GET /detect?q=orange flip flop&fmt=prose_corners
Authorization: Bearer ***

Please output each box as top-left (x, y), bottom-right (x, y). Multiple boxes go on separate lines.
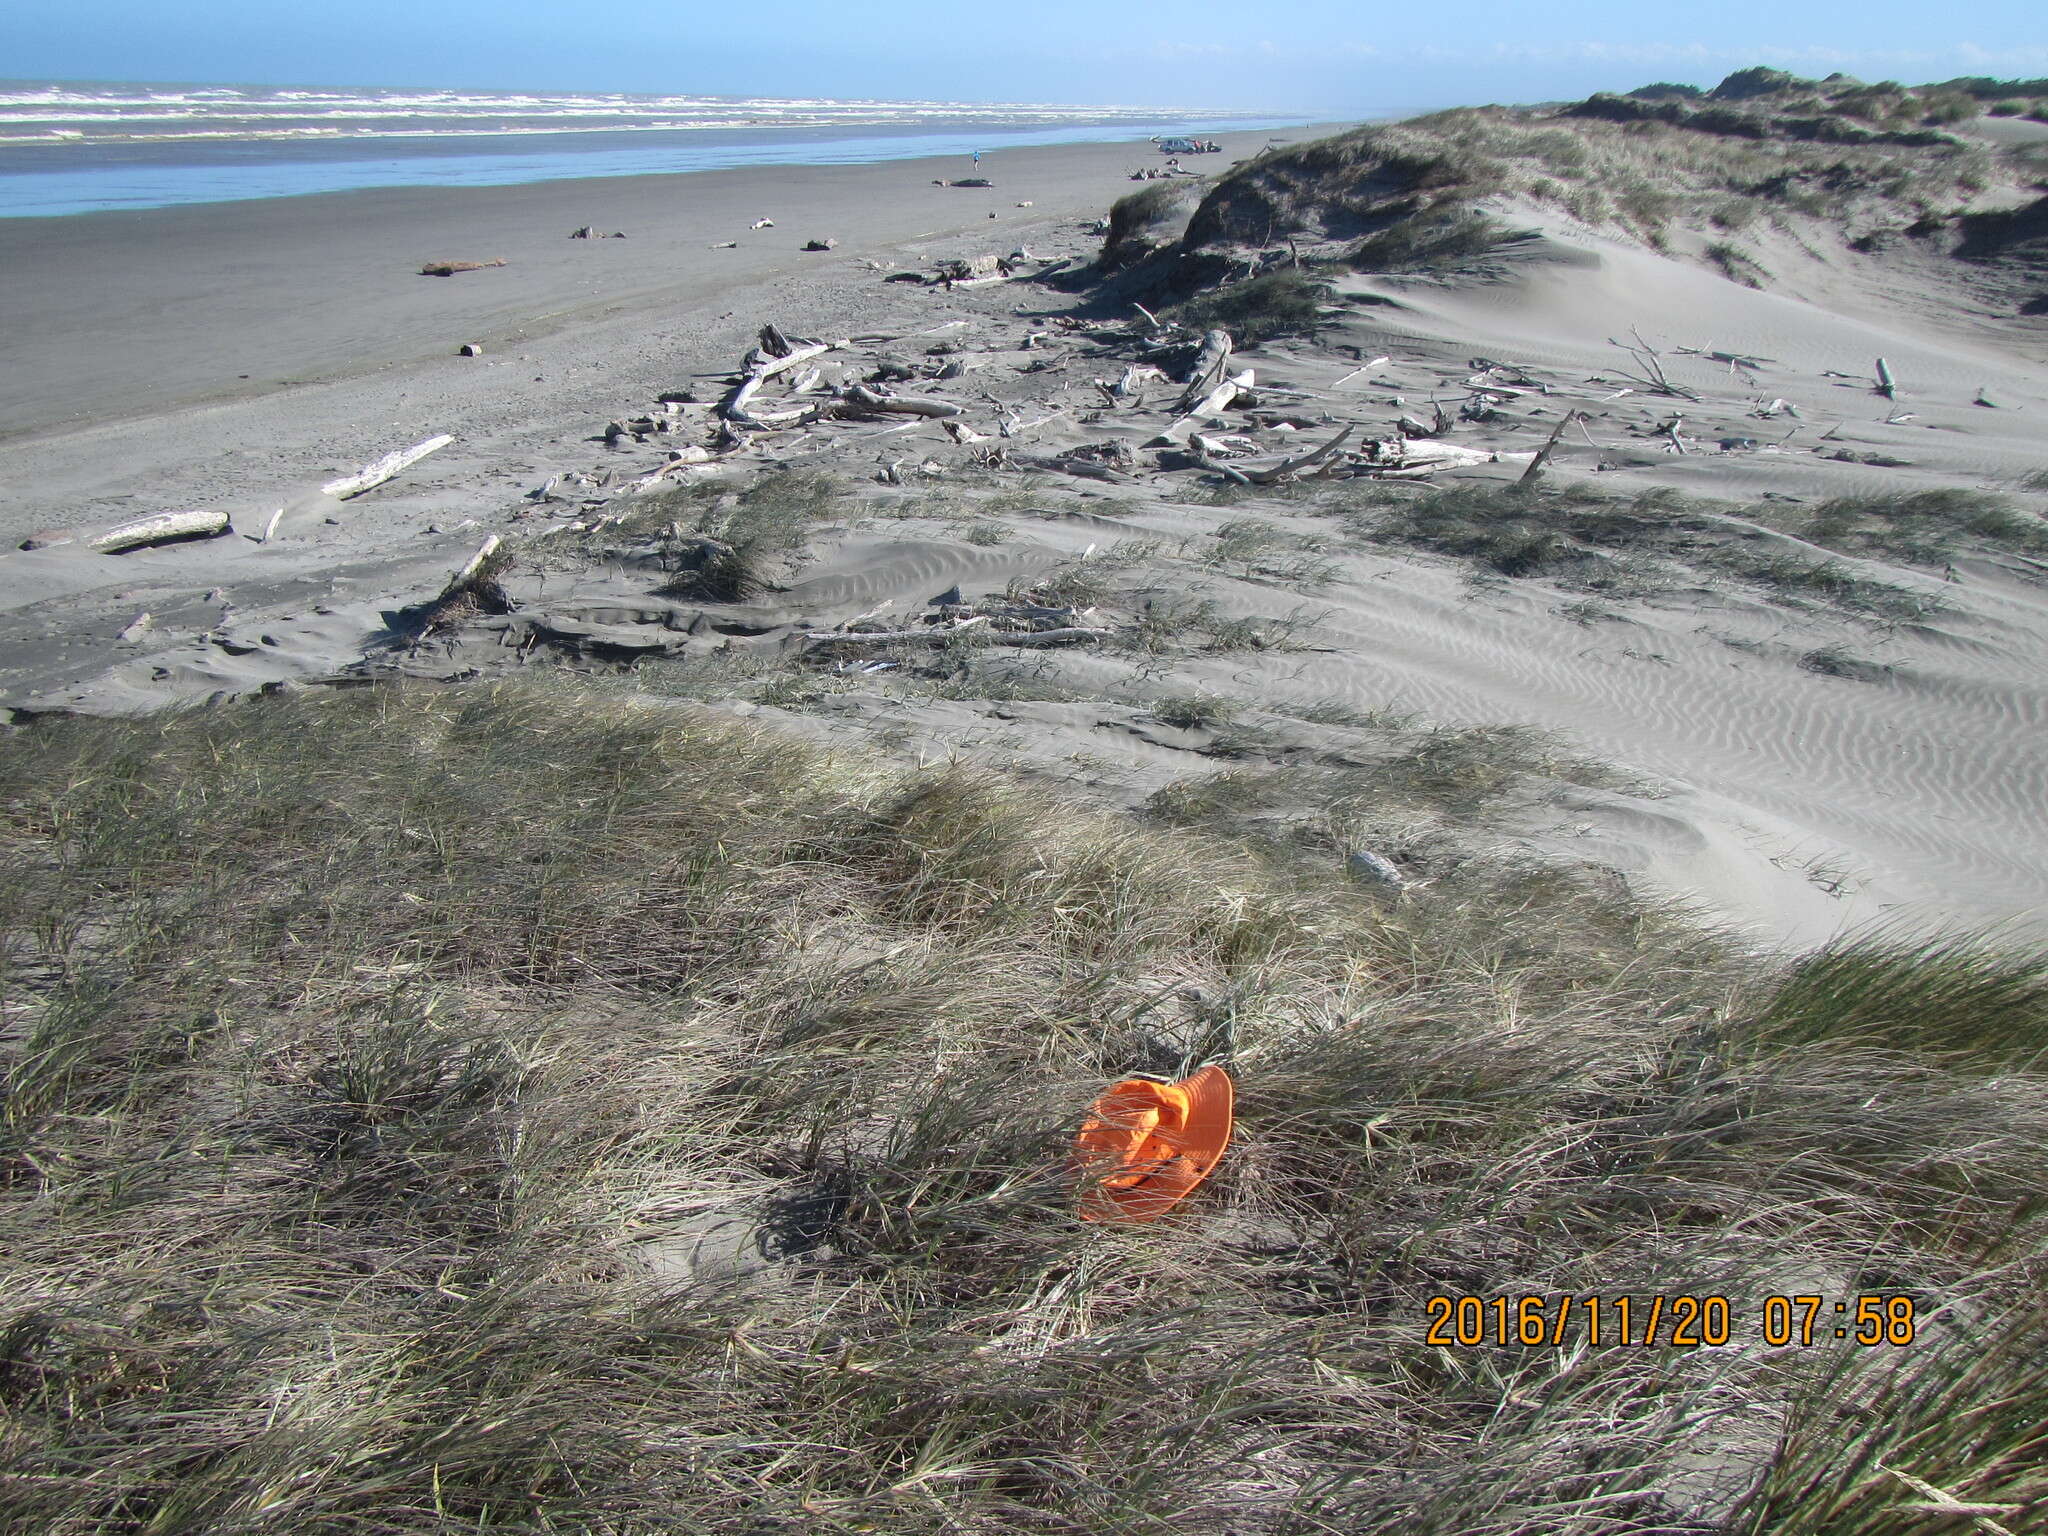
top-left (1075, 1064), bottom-right (1234, 1222)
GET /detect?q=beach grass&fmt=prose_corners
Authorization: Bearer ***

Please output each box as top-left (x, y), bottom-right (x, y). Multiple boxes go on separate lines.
top-left (4, 680), bottom-right (2043, 1531)
top-left (1158, 68), bottom-right (2015, 288)
top-left (1163, 268), bottom-right (1332, 343)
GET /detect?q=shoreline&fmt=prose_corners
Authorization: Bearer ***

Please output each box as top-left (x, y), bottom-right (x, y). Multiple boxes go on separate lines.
top-left (0, 116), bottom-right (1310, 219)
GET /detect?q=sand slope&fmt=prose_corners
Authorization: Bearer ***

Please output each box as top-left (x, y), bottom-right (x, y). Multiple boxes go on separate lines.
top-left (3, 160), bottom-right (2045, 949)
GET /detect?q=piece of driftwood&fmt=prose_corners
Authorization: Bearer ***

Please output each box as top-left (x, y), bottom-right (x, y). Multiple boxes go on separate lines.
top-left (1113, 363), bottom-right (1166, 399)
top-left (1606, 328), bottom-right (1699, 401)
top-left (420, 259), bottom-right (506, 277)
top-left (258, 508), bottom-right (284, 543)
top-left (839, 384), bottom-right (964, 419)
top-left (88, 508), bottom-right (232, 553)
top-left (1175, 328), bottom-right (1235, 412)
top-left (1347, 439), bottom-right (1536, 477)
top-left (1234, 424), bottom-right (1354, 486)
top-left (444, 535), bottom-right (503, 594)
top-left (1518, 410), bottom-right (1585, 484)
top-left (1148, 369), bottom-right (1255, 444)
top-left (721, 335), bottom-right (837, 423)
top-left (323, 435), bottom-right (456, 500)
top-left (1330, 355), bottom-right (1390, 389)
top-left (806, 624), bottom-right (1109, 648)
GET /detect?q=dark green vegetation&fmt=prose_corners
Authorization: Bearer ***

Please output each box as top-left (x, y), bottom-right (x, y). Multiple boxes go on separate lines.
top-left (1101, 179), bottom-right (1203, 271)
top-left (639, 471), bottom-right (843, 600)
top-left (3, 682), bottom-right (2045, 1533)
top-left (1164, 268), bottom-right (1332, 343)
top-left (1799, 488), bottom-right (2048, 565)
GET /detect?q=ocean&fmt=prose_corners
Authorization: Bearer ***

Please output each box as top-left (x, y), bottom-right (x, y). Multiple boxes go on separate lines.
top-left (0, 82), bottom-right (1302, 218)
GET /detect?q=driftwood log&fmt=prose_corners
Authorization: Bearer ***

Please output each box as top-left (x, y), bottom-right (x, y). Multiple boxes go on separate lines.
top-left (444, 535), bottom-right (503, 595)
top-left (420, 260), bottom-right (507, 277)
top-left (839, 384), bottom-right (964, 419)
top-left (88, 509), bottom-right (232, 553)
top-left (323, 436), bottom-right (456, 500)
top-left (1358, 438), bottom-right (1537, 474)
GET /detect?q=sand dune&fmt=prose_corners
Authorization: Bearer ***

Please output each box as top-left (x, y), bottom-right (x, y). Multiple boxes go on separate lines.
top-left (3, 121), bottom-right (2045, 950)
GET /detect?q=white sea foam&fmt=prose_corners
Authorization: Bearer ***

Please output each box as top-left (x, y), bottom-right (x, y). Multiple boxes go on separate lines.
top-left (0, 83), bottom-right (1238, 146)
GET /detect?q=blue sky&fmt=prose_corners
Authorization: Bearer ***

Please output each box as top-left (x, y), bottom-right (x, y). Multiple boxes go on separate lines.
top-left (4, 0), bottom-right (2043, 112)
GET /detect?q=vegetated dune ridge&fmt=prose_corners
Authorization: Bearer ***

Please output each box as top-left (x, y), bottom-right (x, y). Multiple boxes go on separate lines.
top-left (0, 75), bottom-right (2044, 957)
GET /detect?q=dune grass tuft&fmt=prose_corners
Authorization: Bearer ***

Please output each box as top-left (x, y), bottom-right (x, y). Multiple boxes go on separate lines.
top-left (1164, 267), bottom-right (1332, 343)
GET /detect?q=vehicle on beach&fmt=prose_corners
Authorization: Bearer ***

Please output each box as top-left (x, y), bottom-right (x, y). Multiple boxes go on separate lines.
top-left (1152, 136), bottom-right (1222, 155)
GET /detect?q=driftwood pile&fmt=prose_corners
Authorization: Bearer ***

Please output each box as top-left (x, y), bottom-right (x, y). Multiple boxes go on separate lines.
top-left (555, 296), bottom-right (1571, 509)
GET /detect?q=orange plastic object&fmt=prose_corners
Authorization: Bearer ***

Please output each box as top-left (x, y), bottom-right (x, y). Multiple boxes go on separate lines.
top-left (1075, 1063), bottom-right (1234, 1222)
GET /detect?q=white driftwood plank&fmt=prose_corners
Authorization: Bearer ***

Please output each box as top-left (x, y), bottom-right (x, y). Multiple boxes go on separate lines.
top-left (88, 509), bottom-right (231, 553)
top-left (322, 435), bottom-right (455, 500)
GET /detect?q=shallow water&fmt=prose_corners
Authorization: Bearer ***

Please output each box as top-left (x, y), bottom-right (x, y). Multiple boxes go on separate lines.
top-left (0, 82), bottom-right (1299, 217)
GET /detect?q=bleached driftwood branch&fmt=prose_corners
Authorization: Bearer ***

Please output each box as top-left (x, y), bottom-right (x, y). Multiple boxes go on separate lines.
top-left (445, 535), bottom-right (503, 593)
top-left (1605, 329), bottom-right (1699, 402)
top-left (322, 435), bottom-right (455, 500)
top-left (1234, 424), bottom-right (1354, 486)
top-left (722, 334), bottom-right (838, 423)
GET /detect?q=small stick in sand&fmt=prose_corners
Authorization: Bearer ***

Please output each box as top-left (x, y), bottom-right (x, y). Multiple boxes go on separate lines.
top-left (258, 508), bottom-right (284, 544)
top-left (1874, 357), bottom-right (1897, 400)
top-left (1519, 411), bottom-right (1585, 485)
top-left (1330, 355), bottom-right (1390, 389)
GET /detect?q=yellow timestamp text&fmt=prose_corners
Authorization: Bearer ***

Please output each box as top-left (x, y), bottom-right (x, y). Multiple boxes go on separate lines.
top-left (1423, 1293), bottom-right (1918, 1348)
